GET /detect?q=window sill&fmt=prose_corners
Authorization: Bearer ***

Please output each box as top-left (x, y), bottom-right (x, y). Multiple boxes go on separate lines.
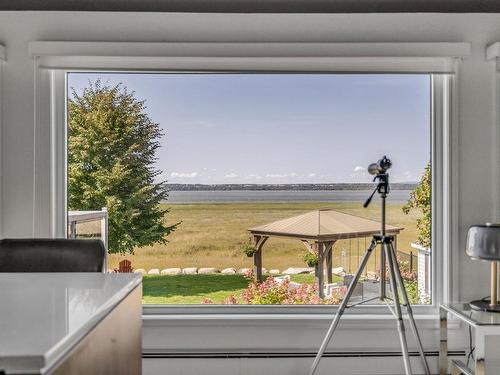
top-left (143, 303), bottom-right (437, 315)
top-left (142, 304), bottom-right (466, 331)
top-left (142, 311), bottom-right (450, 330)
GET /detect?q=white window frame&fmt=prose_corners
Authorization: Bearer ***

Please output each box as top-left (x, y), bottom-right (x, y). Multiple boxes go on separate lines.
top-left (0, 43), bottom-right (5, 237)
top-left (486, 43), bottom-right (500, 223)
top-left (30, 41), bottom-right (467, 319)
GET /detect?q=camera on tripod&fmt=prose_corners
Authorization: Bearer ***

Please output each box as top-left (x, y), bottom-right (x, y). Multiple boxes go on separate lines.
top-left (368, 155), bottom-right (392, 176)
top-left (310, 155), bottom-right (430, 375)
top-left (363, 156), bottom-right (392, 208)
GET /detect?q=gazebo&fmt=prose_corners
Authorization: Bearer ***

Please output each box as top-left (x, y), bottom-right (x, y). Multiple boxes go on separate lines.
top-left (248, 209), bottom-right (402, 298)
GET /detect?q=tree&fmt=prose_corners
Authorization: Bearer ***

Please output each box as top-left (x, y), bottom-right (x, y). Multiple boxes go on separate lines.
top-left (402, 163), bottom-right (431, 248)
top-left (68, 80), bottom-right (178, 254)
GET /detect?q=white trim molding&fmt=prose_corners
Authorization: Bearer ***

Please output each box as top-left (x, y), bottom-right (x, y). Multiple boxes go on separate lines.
top-left (29, 41), bottom-right (470, 72)
top-left (29, 41), bottom-right (471, 59)
top-left (486, 42), bottom-right (500, 222)
top-left (32, 65), bottom-right (66, 237)
top-left (0, 43), bottom-right (5, 238)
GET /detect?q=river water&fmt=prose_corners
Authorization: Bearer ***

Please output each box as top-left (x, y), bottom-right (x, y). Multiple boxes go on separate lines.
top-left (166, 189), bottom-right (411, 204)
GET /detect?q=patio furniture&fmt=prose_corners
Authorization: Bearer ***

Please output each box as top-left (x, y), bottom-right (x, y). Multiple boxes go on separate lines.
top-left (119, 259), bottom-right (133, 273)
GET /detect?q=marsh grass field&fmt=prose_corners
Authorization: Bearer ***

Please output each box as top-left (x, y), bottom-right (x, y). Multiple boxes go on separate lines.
top-left (108, 201), bottom-right (422, 274)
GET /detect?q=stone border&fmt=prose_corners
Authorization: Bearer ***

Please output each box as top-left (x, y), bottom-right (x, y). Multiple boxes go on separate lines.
top-left (126, 266), bottom-right (350, 276)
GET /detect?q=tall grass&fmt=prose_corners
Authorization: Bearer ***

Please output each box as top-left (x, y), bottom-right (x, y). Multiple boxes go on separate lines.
top-left (108, 202), bottom-right (422, 273)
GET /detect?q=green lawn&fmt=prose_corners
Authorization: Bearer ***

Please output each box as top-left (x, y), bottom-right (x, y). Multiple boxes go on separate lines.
top-left (142, 273), bottom-right (343, 304)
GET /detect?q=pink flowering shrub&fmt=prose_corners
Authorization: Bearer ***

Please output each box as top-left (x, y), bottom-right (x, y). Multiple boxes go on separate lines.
top-left (397, 257), bottom-right (417, 282)
top-left (376, 254), bottom-right (417, 282)
top-left (202, 272), bottom-right (346, 305)
top-left (374, 254), bottom-right (419, 303)
top-left (223, 295), bottom-right (238, 304)
top-left (242, 275), bottom-right (291, 304)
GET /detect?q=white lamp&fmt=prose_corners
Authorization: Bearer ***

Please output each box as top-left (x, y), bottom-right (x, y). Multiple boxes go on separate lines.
top-left (466, 223), bottom-right (500, 312)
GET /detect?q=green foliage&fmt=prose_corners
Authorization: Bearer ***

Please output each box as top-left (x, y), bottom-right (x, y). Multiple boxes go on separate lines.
top-left (68, 80), bottom-right (179, 254)
top-left (402, 162), bottom-right (431, 248)
top-left (403, 280), bottom-right (419, 305)
top-left (241, 243), bottom-right (257, 257)
top-left (303, 251), bottom-right (319, 267)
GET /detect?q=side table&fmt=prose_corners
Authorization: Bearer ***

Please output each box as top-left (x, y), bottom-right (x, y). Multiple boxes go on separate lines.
top-left (440, 303), bottom-right (500, 375)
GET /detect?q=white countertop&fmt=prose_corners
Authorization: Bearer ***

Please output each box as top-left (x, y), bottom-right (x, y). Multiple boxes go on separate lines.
top-left (0, 273), bottom-right (142, 374)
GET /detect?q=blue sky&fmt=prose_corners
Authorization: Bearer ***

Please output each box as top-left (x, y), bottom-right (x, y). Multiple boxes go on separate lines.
top-left (68, 73), bottom-right (430, 184)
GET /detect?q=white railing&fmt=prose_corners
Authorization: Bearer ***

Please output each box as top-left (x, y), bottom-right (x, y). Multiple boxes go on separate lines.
top-left (68, 207), bottom-right (109, 269)
top-left (411, 242), bottom-right (432, 303)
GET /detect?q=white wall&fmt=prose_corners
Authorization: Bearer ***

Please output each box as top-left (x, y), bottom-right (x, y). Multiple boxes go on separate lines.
top-left (0, 11), bottom-right (499, 374)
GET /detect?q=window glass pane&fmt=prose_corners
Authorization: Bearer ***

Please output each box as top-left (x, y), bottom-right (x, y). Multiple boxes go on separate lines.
top-left (67, 73), bottom-right (431, 305)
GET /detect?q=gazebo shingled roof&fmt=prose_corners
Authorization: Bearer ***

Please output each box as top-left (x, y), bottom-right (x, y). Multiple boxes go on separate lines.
top-left (249, 209), bottom-right (402, 240)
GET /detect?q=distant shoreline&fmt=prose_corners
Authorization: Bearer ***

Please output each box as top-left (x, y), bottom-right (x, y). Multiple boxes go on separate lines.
top-left (166, 183), bottom-right (417, 191)
top-left (163, 189), bottom-right (412, 204)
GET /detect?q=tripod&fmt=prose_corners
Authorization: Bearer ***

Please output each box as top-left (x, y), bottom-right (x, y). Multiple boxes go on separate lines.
top-left (309, 172), bottom-right (430, 375)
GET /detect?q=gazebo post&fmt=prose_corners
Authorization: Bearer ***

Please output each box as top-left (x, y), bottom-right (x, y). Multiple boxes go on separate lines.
top-left (316, 242), bottom-right (325, 298)
top-left (325, 241), bottom-right (335, 284)
top-left (252, 235), bottom-right (268, 282)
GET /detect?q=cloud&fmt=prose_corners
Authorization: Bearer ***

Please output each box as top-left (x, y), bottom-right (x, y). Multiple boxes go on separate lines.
top-left (224, 173), bottom-right (239, 178)
top-left (246, 174), bottom-right (263, 180)
top-left (170, 172), bottom-right (198, 178)
top-left (350, 165), bottom-right (369, 180)
top-left (265, 173), bottom-right (288, 178)
top-left (308, 173), bottom-right (317, 178)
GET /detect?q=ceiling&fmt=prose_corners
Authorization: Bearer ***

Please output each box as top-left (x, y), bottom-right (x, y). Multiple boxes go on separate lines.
top-left (1, 0), bottom-right (500, 13)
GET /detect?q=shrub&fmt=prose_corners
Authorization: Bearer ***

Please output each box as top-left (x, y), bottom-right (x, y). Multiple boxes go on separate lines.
top-left (402, 162), bottom-right (431, 248)
top-left (396, 255), bottom-right (417, 282)
top-left (403, 280), bottom-right (419, 305)
top-left (242, 276), bottom-right (291, 304)
top-left (379, 254), bottom-right (421, 303)
top-left (202, 273), bottom-right (346, 305)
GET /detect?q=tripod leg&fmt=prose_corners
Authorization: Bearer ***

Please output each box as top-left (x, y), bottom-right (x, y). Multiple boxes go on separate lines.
top-left (389, 243), bottom-right (431, 375)
top-left (309, 238), bottom-right (378, 375)
top-left (380, 241), bottom-right (386, 300)
top-left (384, 243), bottom-right (412, 375)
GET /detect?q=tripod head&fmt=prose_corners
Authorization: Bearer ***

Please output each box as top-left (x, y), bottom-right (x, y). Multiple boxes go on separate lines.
top-left (363, 173), bottom-right (390, 208)
top-left (363, 156), bottom-right (391, 208)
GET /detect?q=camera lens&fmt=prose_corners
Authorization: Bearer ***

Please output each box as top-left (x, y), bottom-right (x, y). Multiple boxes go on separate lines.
top-left (367, 156), bottom-right (391, 175)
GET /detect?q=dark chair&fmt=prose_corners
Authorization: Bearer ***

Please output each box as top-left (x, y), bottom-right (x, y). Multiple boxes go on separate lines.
top-left (0, 239), bottom-right (106, 272)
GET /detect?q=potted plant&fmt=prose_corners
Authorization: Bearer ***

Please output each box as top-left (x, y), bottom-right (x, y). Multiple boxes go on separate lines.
top-left (242, 243), bottom-right (258, 257)
top-left (303, 251), bottom-right (319, 267)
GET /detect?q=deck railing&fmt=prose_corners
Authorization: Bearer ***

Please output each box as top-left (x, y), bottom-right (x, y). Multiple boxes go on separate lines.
top-left (67, 208), bottom-right (109, 269)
